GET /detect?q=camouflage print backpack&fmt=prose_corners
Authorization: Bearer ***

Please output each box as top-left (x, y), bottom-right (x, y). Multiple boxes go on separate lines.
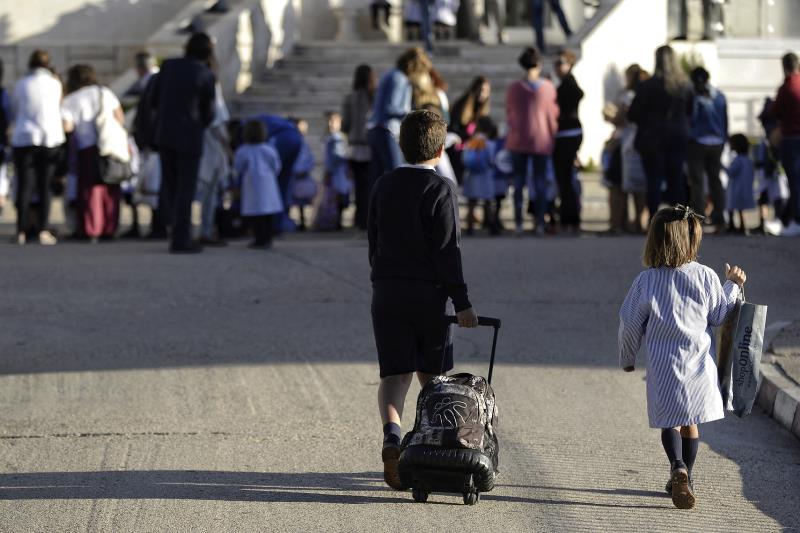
top-left (401, 373), bottom-right (499, 472)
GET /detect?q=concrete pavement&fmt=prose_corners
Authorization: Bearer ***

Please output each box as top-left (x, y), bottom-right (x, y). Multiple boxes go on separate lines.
top-left (0, 234), bottom-right (799, 531)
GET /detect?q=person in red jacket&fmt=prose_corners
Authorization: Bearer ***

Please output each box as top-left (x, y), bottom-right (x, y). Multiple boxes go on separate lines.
top-left (767, 52), bottom-right (800, 237)
top-left (505, 47), bottom-right (559, 235)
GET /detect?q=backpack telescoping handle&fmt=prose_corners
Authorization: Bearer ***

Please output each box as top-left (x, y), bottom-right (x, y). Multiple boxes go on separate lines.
top-left (445, 315), bottom-right (501, 385)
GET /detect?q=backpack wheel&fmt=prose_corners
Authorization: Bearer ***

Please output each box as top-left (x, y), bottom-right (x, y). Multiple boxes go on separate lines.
top-left (412, 488), bottom-right (429, 503)
top-left (463, 491), bottom-right (479, 505)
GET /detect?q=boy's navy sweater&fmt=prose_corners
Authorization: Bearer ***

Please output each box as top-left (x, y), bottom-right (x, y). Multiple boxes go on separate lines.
top-left (368, 166), bottom-right (471, 312)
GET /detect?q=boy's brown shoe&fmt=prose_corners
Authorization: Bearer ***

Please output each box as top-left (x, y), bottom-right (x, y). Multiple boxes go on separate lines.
top-left (670, 467), bottom-right (696, 509)
top-left (381, 442), bottom-right (403, 490)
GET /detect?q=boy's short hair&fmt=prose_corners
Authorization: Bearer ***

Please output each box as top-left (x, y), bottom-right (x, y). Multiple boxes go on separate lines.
top-left (399, 110), bottom-right (447, 164)
top-left (643, 206), bottom-right (703, 268)
top-left (243, 119), bottom-right (267, 144)
top-left (325, 110), bottom-right (341, 120)
top-left (729, 133), bottom-right (750, 155)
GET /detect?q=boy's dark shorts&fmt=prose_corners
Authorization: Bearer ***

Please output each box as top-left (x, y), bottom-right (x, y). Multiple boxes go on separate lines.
top-left (371, 280), bottom-right (453, 378)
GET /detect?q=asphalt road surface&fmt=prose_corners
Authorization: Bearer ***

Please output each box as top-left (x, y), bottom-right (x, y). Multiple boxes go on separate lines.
top-left (1, 233), bottom-right (799, 532)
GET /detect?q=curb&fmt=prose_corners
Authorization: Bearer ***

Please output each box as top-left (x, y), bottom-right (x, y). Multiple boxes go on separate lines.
top-left (757, 363), bottom-right (800, 441)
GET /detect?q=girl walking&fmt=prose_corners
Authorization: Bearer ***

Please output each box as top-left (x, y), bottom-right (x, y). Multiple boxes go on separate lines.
top-left (233, 120), bottom-right (283, 249)
top-left (619, 205), bottom-right (746, 509)
top-left (462, 117), bottom-right (500, 235)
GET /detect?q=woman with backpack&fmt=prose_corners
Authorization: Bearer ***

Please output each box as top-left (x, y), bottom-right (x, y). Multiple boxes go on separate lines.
top-left (61, 64), bottom-right (126, 242)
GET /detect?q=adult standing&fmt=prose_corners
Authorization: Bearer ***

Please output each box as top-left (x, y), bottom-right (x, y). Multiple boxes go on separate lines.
top-left (687, 66), bottom-right (727, 230)
top-left (553, 49), bottom-right (584, 232)
top-left (367, 47), bottom-right (430, 183)
top-left (456, 0), bottom-right (479, 41)
top-left (150, 32), bottom-right (216, 253)
top-left (505, 47), bottom-right (559, 235)
top-left (768, 52), bottom-right (800, 237)
top-left (10, 49), bottom-right (65, 245)
top-left (61, 64), bottom-right (125, 242)
top-left (485, 0), bottom-right (506, 44)
top-left (628, 45), bottom-right (693, 220)
top-left (449, 76), bottom-right (491, 140)
top-left (342, 64), bottom-right (376, 230)
top-left (449, 76), bottom-right (490, 182)
top-left (531, 0), bottom-right (572, 52)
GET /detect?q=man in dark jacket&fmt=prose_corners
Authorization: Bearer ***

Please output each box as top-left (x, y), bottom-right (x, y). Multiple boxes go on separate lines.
top-left (368, 110), bottom-right (478, 490)
top-left (151, 33), bottom-right (216, 253)
top-left (768, 52), bottom-right (800, 236)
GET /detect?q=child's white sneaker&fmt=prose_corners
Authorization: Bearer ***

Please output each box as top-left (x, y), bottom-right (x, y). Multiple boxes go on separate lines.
top-left (38, 230), bottom-right (57, 246)
top-left (764, 219), bottom-right (784, 236)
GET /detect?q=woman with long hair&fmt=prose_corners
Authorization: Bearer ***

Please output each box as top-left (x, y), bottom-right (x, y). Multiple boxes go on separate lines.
top-left (61, 64), bottom-right (126, 242)
top-left (450, 76), bottom-right (491, 140)
top-left (342, 64), bottom-right (377, 230)
top-left (367, 47), bottom-right (431, 183)
top-left (628, 45), bottom-right (693, 220)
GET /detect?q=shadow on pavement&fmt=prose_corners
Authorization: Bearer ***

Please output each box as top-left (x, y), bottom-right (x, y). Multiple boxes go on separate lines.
top-left (482, 494), bottom-right (666, 510)
top-left (497, 483), bottom-right (665, 499)
top-left (0, 470), bottom-right (410, 504)
top-left (701, 414), bottom-right (800, 530)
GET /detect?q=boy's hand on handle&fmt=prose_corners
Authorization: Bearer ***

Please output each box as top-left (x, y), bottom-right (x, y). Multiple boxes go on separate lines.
top-left (725, 263), bottom-right (747, 287)
top-left (457, 307), bottom-right (479, 328)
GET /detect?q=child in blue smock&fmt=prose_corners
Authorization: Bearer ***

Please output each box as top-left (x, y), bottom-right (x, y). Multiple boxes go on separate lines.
top-left (462, 117), bottom-right (500, 235)
top-left (726, 134), bottom-right (756, 235)
top-left (234, 120), bottom-right (283, 249)
top-left (289, 118), bottom-right (317, 231)
top-left (315, 111), bottom-right (351, 230)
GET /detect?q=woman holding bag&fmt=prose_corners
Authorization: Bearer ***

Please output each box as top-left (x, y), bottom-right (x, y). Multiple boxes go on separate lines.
top-left (61, 64), bottom-right (126, 241)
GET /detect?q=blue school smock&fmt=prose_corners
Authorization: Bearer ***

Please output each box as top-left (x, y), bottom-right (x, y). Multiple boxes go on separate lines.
top-left (726, 154), bottom-right (756, 210)
top-left (462, 136), bottom-right (496, 201)
top-left (325, 132), bottom-right (351, 196)
top-left (234, 143), bottom-right (283, 216)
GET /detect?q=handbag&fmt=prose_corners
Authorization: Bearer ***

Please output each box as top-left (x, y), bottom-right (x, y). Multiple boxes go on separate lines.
top-left (717, 289), bottom-right (768, 417)
top-left (94, 86), bottom-right (131, 185)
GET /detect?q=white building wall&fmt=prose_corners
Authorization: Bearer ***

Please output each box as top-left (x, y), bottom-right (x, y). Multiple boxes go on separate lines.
top-left (572, 0), bottom-right (669, 165)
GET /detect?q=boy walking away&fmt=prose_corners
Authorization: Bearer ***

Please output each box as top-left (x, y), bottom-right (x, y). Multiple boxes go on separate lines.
top-left (619, 205), bottom-right (746, 509)
top-left (368, 110), bottom-right (479, 490)
top-left (233, 120), bottom-right (283, 249)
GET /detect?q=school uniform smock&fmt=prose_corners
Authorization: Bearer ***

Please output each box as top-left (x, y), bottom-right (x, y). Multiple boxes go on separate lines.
top-left (234, 143), bottom-right (283, 217)
top-left (325, 132), bottom-right (351, 196)
top-left (461, 135), bottom-right (496, 200)
top-left (619, 262), bottom-right (740, 428)
top-left (726, 154), bottom-right (756, 210)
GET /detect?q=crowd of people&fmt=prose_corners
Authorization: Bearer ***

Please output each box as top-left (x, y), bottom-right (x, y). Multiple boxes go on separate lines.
top-left (1, 29), bottom-right (799, 252)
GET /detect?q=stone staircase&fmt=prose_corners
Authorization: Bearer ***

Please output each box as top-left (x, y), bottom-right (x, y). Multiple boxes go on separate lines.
top-left (229, 40), bottom-right (611, 229)
top-left (231, 41), bottom-right (551, 142)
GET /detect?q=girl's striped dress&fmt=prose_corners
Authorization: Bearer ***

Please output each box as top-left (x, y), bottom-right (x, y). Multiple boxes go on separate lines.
top-left (619, 262), bottom-right (740, 428)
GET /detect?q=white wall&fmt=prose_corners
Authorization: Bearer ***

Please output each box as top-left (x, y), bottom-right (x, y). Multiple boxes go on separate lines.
top-left (572, 0), bottom-right (669, 165)
top-left (0, 0), bottom-right (193, 45)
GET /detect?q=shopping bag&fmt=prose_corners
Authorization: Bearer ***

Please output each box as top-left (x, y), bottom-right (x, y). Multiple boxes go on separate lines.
top-left (717, 292), bottom-right (768, 417)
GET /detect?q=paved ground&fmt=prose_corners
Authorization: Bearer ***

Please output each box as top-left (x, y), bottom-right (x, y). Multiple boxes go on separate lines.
top-left (1, 231), bottom-right (799, 532)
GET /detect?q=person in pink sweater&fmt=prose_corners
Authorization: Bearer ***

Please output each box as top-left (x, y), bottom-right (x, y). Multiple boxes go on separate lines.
top-left (506, 47), bottom-right (559, 235)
